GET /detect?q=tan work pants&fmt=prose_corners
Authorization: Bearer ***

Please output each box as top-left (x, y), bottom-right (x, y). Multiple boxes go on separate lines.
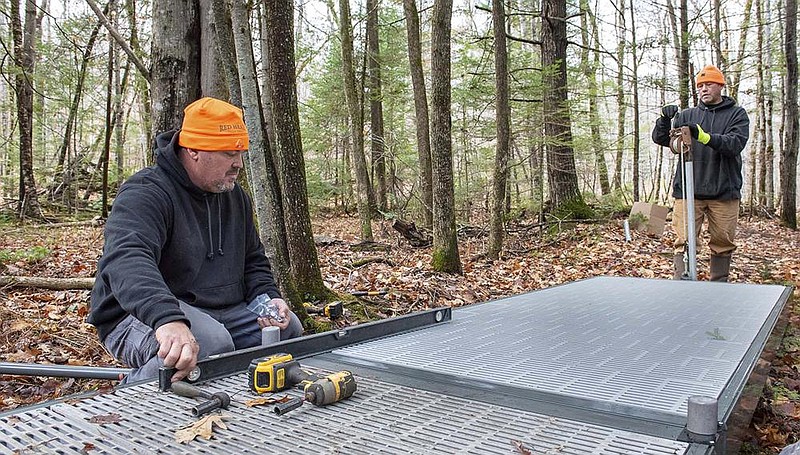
top-left (672, 199), bottom-right (739, 256)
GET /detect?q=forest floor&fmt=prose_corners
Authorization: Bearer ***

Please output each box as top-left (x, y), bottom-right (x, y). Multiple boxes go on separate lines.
top-left (1, 213), bottom-right (799, 453)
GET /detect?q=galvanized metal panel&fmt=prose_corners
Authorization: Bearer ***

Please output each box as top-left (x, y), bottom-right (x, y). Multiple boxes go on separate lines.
top-left (0, 373), bottom-right (689, 454)
top-left (333, 277), bottom-right (786, 419)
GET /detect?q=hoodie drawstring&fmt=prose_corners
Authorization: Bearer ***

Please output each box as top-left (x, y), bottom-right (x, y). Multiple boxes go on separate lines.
top-left (204, 196), bottom-right (225, 260)
top-left (217, 200), bottom-right (224, 257)
top-left (205, 198), bottom-right (214, 260)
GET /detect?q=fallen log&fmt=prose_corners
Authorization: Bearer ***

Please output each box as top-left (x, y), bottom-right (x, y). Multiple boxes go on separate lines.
top-left (390, 218), bottom-right (431, 247)
top-left (0, 276), bottom-right (95, 290)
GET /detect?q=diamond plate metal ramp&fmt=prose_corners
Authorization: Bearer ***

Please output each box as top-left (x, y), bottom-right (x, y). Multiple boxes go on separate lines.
top-left (321, 277), bottom-right (790, 441)
top-left (0, 276), bottom-right (786, 454)
top-left (0, 372), bottom-right (691, 454)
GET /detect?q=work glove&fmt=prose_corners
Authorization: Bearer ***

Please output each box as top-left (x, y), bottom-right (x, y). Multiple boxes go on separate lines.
top-left (661, 105), bottom-right (678, 119)
top-left (687, 124), bottom-right (711, 145)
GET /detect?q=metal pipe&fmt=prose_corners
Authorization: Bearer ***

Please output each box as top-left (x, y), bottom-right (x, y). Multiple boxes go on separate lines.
top-left (684, 161), bottom-right (698, 280)
top-left (0, 362), bottom-right (130, 380)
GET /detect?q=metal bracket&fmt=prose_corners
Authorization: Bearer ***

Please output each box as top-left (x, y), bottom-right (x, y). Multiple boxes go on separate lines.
top-left (158, 307), bottom-right (452, 391)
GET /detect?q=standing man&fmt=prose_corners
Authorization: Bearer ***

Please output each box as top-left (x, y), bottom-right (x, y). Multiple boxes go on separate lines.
top-left (89, 97), bottom-right (303, 383)
top-left (652, 65), bottom-right (750, 282)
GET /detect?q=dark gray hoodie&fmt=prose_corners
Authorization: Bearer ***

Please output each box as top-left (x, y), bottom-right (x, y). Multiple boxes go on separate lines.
top-left (652, 96), bottom-right (749, 200)
top-left (88, 130), bottom-right (280, 342)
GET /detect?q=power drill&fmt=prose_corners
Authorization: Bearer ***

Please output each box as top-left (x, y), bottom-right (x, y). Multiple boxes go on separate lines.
top-left (273, 370), bottom-right (358, 415)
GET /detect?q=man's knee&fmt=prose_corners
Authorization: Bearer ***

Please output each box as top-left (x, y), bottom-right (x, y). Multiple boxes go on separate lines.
top-left (196, 327), bottom-right (235, 358)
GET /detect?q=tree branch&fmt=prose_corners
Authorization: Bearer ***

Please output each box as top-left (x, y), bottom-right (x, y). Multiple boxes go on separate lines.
top-left (84, 0), bottom-right (150, 82)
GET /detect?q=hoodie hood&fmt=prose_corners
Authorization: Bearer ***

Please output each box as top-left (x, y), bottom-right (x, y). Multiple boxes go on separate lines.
top-left (699, 95), bottom-right (736, 112)
top-left (155, 130), bottom-right (206, 198)
top-left (155, 129), bottom-right (226, 260)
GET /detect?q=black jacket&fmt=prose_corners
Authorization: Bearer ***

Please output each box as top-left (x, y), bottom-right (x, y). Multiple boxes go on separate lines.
top-left (88, 130), bottom-right (280, 342)
top-left (652, 96), bottom-right (749, 200)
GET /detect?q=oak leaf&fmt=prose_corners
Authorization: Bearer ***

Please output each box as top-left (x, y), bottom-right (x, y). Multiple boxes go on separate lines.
top-left (175, 414), bottom-right (228, 444)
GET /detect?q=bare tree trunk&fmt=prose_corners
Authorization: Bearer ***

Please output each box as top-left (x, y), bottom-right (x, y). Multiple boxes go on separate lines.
top-left (101, 6), bottom-right (115, 218)
top-left (151, 0), bottom-right (201, 134)
top-left (430, 0), bottom-right (462, 274)
top-left (228, 0), bottom-right (303, 312)
top-left (765, 0), bottom-right (776, 212)
top-left (612, 0), bottom-right (625, 191)
top-left (339, 0), bottom-right (373, 241)
top-left (781, 0), bottom-right (798, 228)
top-left (125, 0), bottom-right (152, 163)
top-left (727, 0), bottom-right (753, 101)
top-left (679, 0), bottom-right (691, 107)
top-left (542, 0), bottom-right (583, 211)
top-left (756, 0), bottom-right (767, 208)
top-left (487, 0), bottom-right (510, 260)
top-left (12, 0), bottom-right (42, 219)
top-left (366, 0), bottom-right (387, 211)
top-left (209, 0), bottom-right (239, 105)
top-left (403, 0), bottom-right (433, 228)
top-left (265, 0), bottom-right (331, 299)
top-left (629, 0), bottom-right (641, 202)
top-left (580, 0), bottom-right (609, 196)
top-left (199, 0), bottom-right (227, 100)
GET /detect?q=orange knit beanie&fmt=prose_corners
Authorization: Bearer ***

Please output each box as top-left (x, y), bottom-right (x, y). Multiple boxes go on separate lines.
top-left (696, 65), bottom-right (726, 86)
top-left (178, 97), bottom-right (249, 151)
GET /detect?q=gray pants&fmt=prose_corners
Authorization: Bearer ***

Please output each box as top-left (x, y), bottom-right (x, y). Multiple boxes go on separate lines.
top-left (104, 301), bottom-right (303, 383)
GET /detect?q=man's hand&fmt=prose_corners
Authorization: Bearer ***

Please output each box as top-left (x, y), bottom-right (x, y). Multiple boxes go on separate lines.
top-left (661, 105), bottom-right (678, 119)
top-left (258, 298), bottom-right (291, 331)
top-left (155, 321), bottom-right (199, 382)
top-left (687, 124), bottom-right (711, 145)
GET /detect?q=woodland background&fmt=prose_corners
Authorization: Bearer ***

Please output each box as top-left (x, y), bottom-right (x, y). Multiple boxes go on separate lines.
top-left (1, 0), bottom-right (800, 453)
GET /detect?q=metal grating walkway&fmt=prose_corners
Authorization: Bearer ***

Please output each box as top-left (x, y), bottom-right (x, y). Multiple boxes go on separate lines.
top-left (0, 276), bottom-right (790, 453)
top-left (0, 372), bottom-right (689, 454)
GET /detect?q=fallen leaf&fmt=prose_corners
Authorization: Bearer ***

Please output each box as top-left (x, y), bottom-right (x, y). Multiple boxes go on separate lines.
top-left (175, 414), bottom-right (228, 444)
top-left (244, 395), bottom-right (291, 407)
top-left (81, 442), bottom-right (96, 452)
top-left (511, 439), bottom-right (533, 455)
top-left (86, 413), bottom-right (122, 425)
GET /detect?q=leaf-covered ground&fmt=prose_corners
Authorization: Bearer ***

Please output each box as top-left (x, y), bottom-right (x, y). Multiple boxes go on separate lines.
top-left (1, 214), bottom-right (799, 453)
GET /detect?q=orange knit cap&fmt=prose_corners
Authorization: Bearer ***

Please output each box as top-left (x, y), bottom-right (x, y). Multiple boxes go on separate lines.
top-left (696, 65), bottom-right (726, 86)
top-left (178, 97), bottom-right (249, 151)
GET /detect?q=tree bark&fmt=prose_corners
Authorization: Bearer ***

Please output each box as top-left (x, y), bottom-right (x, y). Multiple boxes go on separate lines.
top-left (727, 0), bottom-right (753, 102)
top-left (366, 0), bottom-right (387, 211)
top-left (151, 0), bottom-right (201, 135)
top-left (339, 0), bottom-right (373, 241)
top-left (13, 0), bottom-right (43, 219)
top-left (679, 0), bottom-right (691, 107)
top-left (209, 0), bottom-right (239, 105)
top-left (403, 0), bottom-right (433, 228)
top-left (756, 0), bottom-right (767, 208)
top-left (580, 0), bottom-right (609, 196)
top-left (541, 0), bottom-right (582, 211)
top-left (199, 0), bottom-right (228, 100)
top-left (265, 0), bottom-right (331, 299)
top-left (487, 0), bottom-right (510, 260)
top-left (628, 0), bottom-right (640, 202)
top-left (765, 0), bottom-right (776, 212)
top-left (612, 0), bottom-right (625, 191)
top-left (429, 0), bottom-right (462, 274)
top-left (0, 276), bottom-right (95, 290)
top-left (781, 0), bottom-right (798, 228)
top-left (101, 8), bottom-right (115, 218)
top-left (228, 0), bottom-right (304, 316)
